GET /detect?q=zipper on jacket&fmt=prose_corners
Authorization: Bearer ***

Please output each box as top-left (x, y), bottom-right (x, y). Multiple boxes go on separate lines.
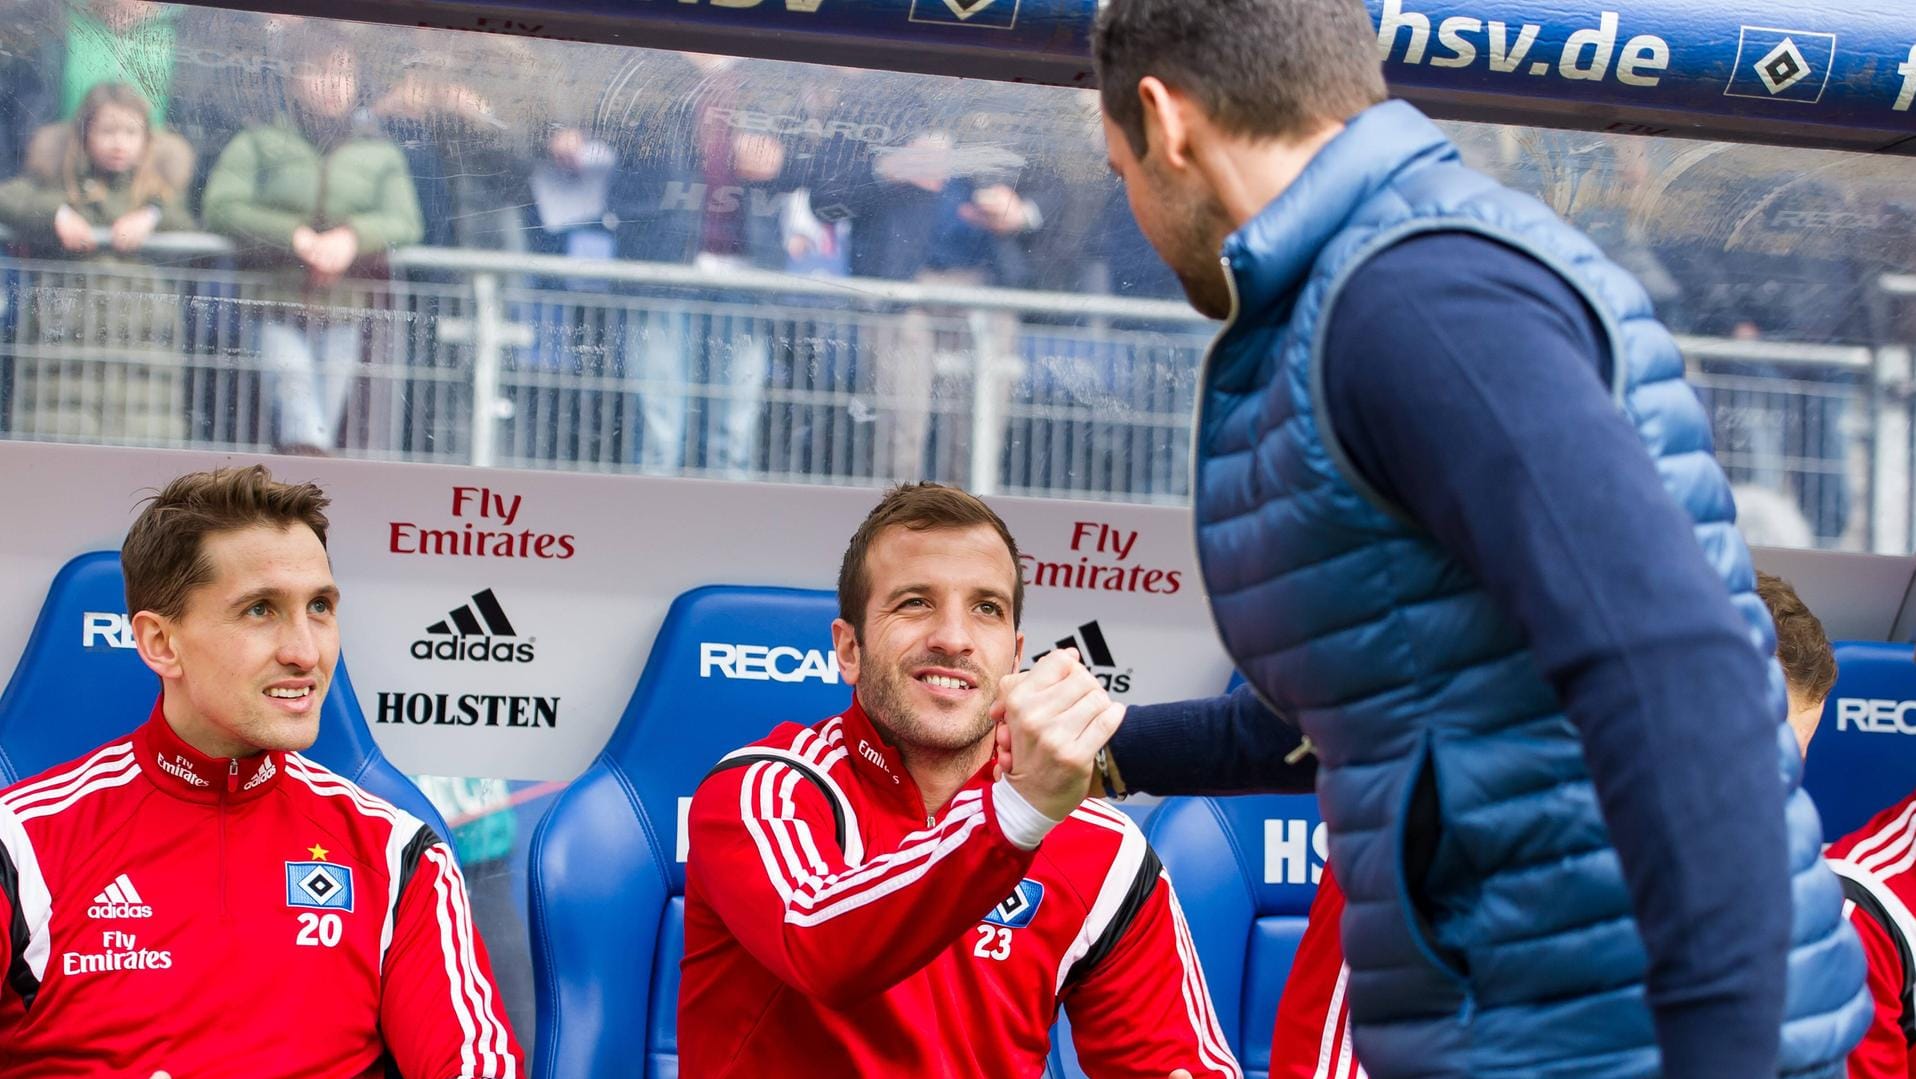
top-left (219, 759), bottom-right (238, 922)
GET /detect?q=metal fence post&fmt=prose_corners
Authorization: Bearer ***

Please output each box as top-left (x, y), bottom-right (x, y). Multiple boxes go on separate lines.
top-left (437, 271), bottom-right (532, 469)
top-left (1873, 346), bottom-right (1914, 556)
top-left (968, 310), bottom-right (1004, 496)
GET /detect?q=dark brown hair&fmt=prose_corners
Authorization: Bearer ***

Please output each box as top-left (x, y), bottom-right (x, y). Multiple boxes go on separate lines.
top-left (837, 483), bottom-right (1023, 637)
top-left (1757, 571), bottom-right (1837, 704)
top-left (122, 465), bottom-right (331, 620)
top-left (1095, 0), bottom-right (1387, 158)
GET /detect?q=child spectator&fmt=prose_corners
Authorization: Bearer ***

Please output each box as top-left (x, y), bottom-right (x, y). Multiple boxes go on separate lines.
top-left (0, 81), bottom-right (193, 442)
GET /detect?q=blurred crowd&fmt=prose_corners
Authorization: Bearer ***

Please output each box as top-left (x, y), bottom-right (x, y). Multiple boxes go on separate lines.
top-left (0, 0), bottom-right (1909, 535)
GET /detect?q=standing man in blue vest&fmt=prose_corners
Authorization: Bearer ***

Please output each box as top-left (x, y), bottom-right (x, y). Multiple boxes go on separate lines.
top-left (1081, 0), bottom-right (1870, 1075)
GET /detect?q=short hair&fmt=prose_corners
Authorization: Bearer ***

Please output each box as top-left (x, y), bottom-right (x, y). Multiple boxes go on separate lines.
top-left (837, 483), bottom-right (1023, 637)
top-left (122, 466), bottom-right (332, 621)
top-left (1757, 571), bottom-right (1837, 704)
top-left (1095, 0), bottom-right (1387, 157)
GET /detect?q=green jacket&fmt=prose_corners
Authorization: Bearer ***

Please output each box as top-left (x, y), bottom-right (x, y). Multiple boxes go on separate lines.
top-left (202, 117), bottom-right (422, 284)
top-left (0, 158), bottom-right (193, 250)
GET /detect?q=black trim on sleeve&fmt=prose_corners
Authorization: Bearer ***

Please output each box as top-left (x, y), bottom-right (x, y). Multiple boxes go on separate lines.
top-left (0, 842), bottom-right (37, 1011)
top-left (1065, 845), bottom-right (1165, 989)
top-left (703, 753), bottom-right (849, 852)
top-left (390, 824), bottom-right (440, 929)
top-left (1841, 873), bottom-right (1916, 1047)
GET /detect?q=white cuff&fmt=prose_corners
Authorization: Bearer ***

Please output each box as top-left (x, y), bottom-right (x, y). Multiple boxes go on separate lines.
top-left (992, 779), bottom-right (1064, 851)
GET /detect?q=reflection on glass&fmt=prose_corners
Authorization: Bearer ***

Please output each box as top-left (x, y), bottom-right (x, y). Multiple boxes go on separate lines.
top-left (0, 1), bottom-right (1909, 552)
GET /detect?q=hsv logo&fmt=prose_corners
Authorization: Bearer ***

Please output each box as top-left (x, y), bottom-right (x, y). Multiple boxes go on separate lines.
top-left (81, 611), bottom-right (136, 651)
top-left (1264, 818), bottom-right (1329, 886)
top-left (700, 642), bottom-right (842, 684)
top-left (1029, 621), bottom-right (1131, 695)
top-left (1835, 698), bottom-right (1916, 736)
top-left (983, 879), bottom-right (1044, 929)
top-left (909, 0), bottom-right (1018, 29)
top-left (285, 861), bottom-right (355, 912)
top-left (88, 874), bottom-right (154, 919)
top-left (1725, 26), bottom-right (1837, 103)
top-left (412, 588), bottom-right (535, 663)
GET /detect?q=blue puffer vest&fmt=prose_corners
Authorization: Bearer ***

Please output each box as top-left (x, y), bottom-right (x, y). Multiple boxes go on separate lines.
top-left (1193, 101), bottom-right (1868, 1078)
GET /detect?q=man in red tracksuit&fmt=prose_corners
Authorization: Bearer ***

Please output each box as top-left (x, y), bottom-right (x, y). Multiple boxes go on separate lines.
top-left (1828, 792), bottom-right (1916, 1079)
top-left (0, 465), bottom-right (522, 1078)
top-left (680, 482), bottom-right (1241, 1078)
top-left (1267, 571), bottom-right (1835, 1079)
top-left (1268, 868), bottom-right (1362, 1079)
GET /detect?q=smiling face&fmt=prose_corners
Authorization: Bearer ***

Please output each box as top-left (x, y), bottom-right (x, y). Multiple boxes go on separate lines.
top-left (833, 523), bottom-right (1025, 757)
top-left (134, 523), bottom-right (339, 759)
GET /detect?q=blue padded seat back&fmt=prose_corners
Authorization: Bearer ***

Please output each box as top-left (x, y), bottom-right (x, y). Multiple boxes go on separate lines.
top-left (0, 551), bottom-right (448, 836)
top-left (1145, 793), bottom-right (1325, 1079)
top-left (1804, 640), bottom-right (1916, 838)
top-left (527, 585), bottom-right (850, 1079)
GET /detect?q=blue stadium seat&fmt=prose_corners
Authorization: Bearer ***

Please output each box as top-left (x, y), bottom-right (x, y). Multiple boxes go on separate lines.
top-left (1805, 640), bottom-right (1916, 839)
top-left (1144, 794), bottom-right (1325, 1079)
top-left (527, 585), bottom-right (854, 1079)
top-left (0, 550), bottom-right (448, 839)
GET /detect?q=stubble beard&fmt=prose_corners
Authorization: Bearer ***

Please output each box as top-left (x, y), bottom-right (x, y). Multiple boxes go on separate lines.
top-left (858, 654), bottom-right (997, 759)
top-left (1152, 162), bottom-right (1235, 320)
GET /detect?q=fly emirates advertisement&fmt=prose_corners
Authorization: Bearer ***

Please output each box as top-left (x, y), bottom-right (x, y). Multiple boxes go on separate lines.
top-left (0, 441), bottom-right (1235, 781)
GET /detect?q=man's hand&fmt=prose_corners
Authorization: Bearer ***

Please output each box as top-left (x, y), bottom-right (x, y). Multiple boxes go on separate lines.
top-left (731, 132), bottom-right (785, 183)
top-left (990, 649), bottom-right (1124, 821)
top-left (298, 226), bottom-right (359, 286)
top-left (53, 204), bottom-right (95, 253)
top-left (959, 184), bottom-right (1033, 235)
top-left (873, 132), bottom-right (953, 193)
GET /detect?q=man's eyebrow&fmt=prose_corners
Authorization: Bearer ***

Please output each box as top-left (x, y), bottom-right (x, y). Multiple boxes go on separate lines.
top-left (972, 585), bottom-right (1013, 606)
top-left (230, 583), bottom-right (340, 607)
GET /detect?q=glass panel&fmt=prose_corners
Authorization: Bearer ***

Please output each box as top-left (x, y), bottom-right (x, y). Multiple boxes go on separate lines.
top-left (4, 5), bottom-right (1908, 553)
top-left (4, 0), bottom-right (1915, 1041)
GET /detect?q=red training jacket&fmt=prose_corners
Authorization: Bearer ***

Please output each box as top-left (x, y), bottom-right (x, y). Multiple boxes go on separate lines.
top-left (1828, 790), bottom-right (1916, 1079)
top-left (679, 697), bottom-right (1242, 1078)
top-left (0, 703), bottom-right (522, 1078)
top-left (1268, 865), bottom-right (1366, 1079)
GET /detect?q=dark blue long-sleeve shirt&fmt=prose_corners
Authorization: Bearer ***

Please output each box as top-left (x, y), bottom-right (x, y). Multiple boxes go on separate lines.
top-left (1115, 232), bottom-right (1786, 1079)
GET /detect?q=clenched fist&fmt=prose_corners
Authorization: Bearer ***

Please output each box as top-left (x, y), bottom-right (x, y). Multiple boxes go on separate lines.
top-left (990, 649), bottom-right (1124, 822)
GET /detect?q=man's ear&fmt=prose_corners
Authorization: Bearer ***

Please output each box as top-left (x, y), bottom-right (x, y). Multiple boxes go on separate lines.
top-left (1012, 630), bottom-right (1025, 673)
top-left (1137, 75), bottom-right (1195, 170)
top-left (830, 617), bottom-right (862, 688)
top-left (131, 610), bottom-right (183, 681)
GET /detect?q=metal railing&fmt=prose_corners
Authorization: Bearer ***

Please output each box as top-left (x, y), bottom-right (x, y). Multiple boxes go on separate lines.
top-left (0, 231), bottom-right (1905, 549)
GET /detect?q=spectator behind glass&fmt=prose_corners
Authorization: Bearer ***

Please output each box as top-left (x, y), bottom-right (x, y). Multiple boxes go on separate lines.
top-left (808, 89), bottom-right (1055, 484)
top-left (201, 30), bottom-right (422, 455)
top-left (0, 0), bottom-right (251, 187)
top-left (368, 35), bottom-right (526, 252)
top-left (0, 80), bottom-right (193, 443)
